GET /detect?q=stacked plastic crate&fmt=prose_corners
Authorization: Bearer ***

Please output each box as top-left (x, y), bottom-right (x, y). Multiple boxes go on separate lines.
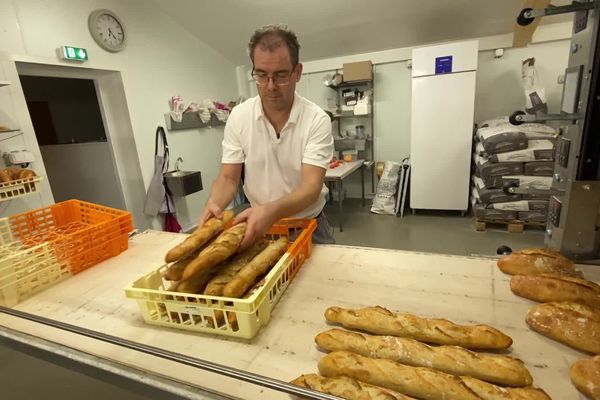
top-left (471, 116), bottom-right (556, 227)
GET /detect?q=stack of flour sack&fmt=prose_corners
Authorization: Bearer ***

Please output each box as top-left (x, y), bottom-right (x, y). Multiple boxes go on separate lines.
top-left (471, 116), bottom-right (557, 224)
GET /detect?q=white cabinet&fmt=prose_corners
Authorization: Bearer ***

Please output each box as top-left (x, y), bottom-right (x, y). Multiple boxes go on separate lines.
top-left (410, 41), bottom-right (478, 212)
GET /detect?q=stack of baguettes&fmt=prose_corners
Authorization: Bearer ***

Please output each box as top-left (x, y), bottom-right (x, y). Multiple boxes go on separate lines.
top-left (161, 211), bottom-right (289, 299)
top-left (291, 305), bottom-right (552, 400)
top-left (498, 247), bottom-right (600, 400)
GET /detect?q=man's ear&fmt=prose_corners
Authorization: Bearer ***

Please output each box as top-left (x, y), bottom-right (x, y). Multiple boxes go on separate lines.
top-left (294, 63), bottom-right (303, 81)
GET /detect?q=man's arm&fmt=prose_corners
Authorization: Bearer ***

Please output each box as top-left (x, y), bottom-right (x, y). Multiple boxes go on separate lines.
top-left (265, 163), bottom-right (325, 220)
top-left (234, 163), bottom-right (325, 248)
top-left (199, 163), bottom-right (242, 225)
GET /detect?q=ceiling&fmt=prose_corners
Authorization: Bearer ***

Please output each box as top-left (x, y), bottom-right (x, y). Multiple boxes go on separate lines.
top-left (152, 0), bottom-right (572, 66)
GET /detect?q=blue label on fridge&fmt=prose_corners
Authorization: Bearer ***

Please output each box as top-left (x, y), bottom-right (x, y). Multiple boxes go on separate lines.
top-left (435, 56), bottom-right (453, 74)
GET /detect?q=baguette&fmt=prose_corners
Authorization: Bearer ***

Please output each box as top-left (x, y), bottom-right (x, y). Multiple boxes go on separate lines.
top-left (163, 248), bottom-right (202, 281)
top-left (315, 329), bottom-right (532, 387)
top-left (497, 248), bottom-right (581, 277)
top-left (510, 274), bottom-right (600, 308)
top-left (222, 236), bottom-right (289, 298)
top-left (291, 374), bottom-right (415, 400)
top-left (203, 239), bottom-right (268, 296)
top-left (324, 306), bottom-right (512, 350)
top-left (176, 269), bottom-right (216, 294)
top-left (181, 223), bottom-right (246, 281)
top-left (570, 355), bottom-right (600, 399)
top-left (163, 236), bottom-right (219, 281)
top-left (165, 210), bottom-right (233, 263)
top-left (460, 376), bottom-right (550, 400)
top-left (243, 277), bottom-right (266, 298)
top-left (318, 351), bottom-right (480, 400)
top-left (526, 301), bottom-right (600, 354)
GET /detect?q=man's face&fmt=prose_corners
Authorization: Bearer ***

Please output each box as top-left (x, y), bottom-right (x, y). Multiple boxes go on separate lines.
top-left (252, 45), bottom-right (302, 112)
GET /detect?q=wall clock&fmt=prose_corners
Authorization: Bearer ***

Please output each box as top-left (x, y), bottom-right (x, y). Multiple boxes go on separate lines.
top-left (88, 9), bottom-right (127, 52)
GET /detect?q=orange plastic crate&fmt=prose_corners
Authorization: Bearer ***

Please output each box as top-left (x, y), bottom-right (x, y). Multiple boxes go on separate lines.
top-left (4, 200), bottom-right (133, 274)
top-left (125, 218), bottom-right (316, 339)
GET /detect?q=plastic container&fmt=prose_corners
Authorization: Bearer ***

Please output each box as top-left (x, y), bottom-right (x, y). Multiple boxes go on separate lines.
top-left (0, 176), bottom-right (43, 201)
top-left (0, 200), bottom-right (133, 274)
top-left (343, 150), bottom-right (358, 162)
top-left (124, 218), bottom-right (317, 339)
top-left (0, 242), bottom-right (70, 307)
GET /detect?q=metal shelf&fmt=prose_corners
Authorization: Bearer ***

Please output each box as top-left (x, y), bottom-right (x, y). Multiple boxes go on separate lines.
top-left (334, 137), bottom-right (372, 141)
top-left (327, 79), bottom-right (373, 90)
top-left (164, 113), bottom-right (225, 131)
top-left (0, 130), bottom-right (23, 142)
top-left (332, 112), bottom-right (372, 119)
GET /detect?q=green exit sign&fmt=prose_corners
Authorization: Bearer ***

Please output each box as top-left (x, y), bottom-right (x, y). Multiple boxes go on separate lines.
top-left (61, 46), bottom-right (88, 61)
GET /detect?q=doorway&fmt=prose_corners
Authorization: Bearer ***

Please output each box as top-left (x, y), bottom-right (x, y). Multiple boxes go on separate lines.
top-left (15, 62), bottom-right (150, 229)
top-left (19, 75), bottom-right (125, 209)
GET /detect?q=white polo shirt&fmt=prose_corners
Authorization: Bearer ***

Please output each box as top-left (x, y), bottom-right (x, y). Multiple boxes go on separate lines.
top-left (221, 93), bottom-right (334, 218)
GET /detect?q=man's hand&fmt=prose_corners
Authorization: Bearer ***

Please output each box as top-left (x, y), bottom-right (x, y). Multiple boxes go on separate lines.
top-left (233, 205), bottom-right (277, 250)
top-left (198, 200), bottom-right (224, 226)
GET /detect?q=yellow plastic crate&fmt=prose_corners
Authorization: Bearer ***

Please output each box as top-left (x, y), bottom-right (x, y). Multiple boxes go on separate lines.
top-left (0, 241), bottom-right (71, 307)
top-left (125, 219), bottom-right (316, 339)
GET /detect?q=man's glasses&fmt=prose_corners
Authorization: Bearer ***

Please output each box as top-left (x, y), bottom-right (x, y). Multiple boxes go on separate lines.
top-left (251, 67), bottom-right (296, 86)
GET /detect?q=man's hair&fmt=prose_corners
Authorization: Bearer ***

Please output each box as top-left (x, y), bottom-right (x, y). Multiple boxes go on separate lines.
top-left (248, 24), bottom-right (300, 67)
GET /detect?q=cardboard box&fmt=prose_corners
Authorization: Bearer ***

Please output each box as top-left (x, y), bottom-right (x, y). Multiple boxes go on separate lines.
top-left (343, 61), bottom-right (373, 82)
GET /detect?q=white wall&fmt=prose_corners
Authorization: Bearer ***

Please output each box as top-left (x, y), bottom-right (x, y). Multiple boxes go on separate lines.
top-left (475, 40), bottom-right (570, 123)
top-left (284, 40), bottom-right (571, 198)
top-left (0, 0), bottom-right (238, 231)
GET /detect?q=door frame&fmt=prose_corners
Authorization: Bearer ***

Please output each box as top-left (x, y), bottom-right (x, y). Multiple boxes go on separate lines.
top-left (15, 62), bottom-right (150, 228)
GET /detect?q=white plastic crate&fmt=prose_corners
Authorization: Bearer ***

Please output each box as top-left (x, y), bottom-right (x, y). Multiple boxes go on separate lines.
top-left (0, 176), bottom-right (43, 201)
top-left (0, 242), bottom-right (71, 307)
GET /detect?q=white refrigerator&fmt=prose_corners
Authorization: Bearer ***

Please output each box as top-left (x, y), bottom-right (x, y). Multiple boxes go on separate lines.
top-left (410, 40), bottom-right (478, 213)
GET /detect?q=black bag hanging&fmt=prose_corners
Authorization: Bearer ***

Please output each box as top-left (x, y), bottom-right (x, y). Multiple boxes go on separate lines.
top-left (143, 126), bottom-right (169, 216)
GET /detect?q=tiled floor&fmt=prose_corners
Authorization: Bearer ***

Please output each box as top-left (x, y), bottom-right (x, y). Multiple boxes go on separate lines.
top-left (324, 199), bottom-right (545, 256)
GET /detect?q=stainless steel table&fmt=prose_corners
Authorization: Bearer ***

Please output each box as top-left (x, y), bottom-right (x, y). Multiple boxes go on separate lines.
top-left (324, 160), bottom-right (365, 232)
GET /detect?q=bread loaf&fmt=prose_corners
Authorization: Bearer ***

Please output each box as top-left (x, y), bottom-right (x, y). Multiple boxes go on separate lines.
top-left (17, 169), bottom-right (35, 179)
top-left (318, 351), bottom-right (480, 400)
top-left (203, 239), bottom-right (268, 296)
top-left (315, 329), bottom-right (532, 387)
top-left (181, 223), bottom-right (246, 281)
top-left (0, 169), bottom-right (11, 183)
top-left (163, 236), bottom-right (220, 281)
top-left (510, 274), bottom-right (600, 308)
top-left (163, 251), bottom-right (199, 281)
top-left (291, 374), bottom-right (415, 400)
top-left (526, 301), bottom-right (600, 354)
top-left (222, 236), bottom-right (289, 298)
top-left (176, 269), bottom-right (216, 294)
top-left (460, 376), bottom-right (550, 400)
top-left (497, 248), bottom-right (581, 277)
top-left (570, 355), bottom-right (600, 399)
top-left (165, 210), bottom-right (234, 263)
top-left (6, 167), bottom-right (21, 180)
top-left (324, 306), bottom-right (512, 350)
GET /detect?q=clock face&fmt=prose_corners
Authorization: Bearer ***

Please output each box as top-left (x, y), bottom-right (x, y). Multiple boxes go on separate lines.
top-left (88, 9), bottom-right (126, 52)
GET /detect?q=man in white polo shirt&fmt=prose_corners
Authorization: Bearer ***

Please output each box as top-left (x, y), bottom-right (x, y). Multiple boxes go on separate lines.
top-left (199, 24), bottom-right (335, 247)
